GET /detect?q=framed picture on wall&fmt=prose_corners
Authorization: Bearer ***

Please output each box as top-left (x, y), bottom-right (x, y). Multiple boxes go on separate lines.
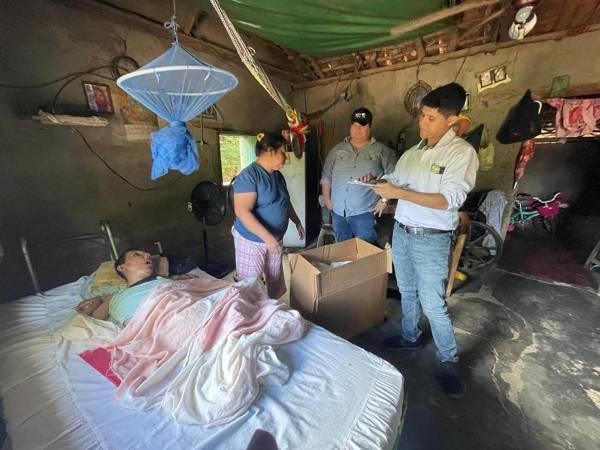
top-left (478, 71), bottom-right (493, 88)
top-left (492, 66), bottom-right (507, 83)
top-left (82, 82), bottom-right (114, 114)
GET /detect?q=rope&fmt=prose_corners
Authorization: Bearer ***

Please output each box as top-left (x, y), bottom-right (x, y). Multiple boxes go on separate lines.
top-left (209, 0), bottom-right (309, 153)
top-left (209, 0), bottom-right (288, 112)
top-left (164, 0), bottom-right (180, 44)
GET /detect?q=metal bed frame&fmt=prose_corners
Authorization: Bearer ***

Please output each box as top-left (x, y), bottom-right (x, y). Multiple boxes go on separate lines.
top-left (20, 220), bottom-right (118, 294)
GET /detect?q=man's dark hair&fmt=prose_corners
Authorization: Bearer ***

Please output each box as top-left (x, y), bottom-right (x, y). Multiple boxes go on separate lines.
top-left (114, 248), bottom-right (133, 280)
top-left (421, 82), bottom-right (466, 117)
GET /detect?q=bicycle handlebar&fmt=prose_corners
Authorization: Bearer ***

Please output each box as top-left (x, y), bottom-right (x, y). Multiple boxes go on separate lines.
top-left (532, 192), bottom-right (561, 205)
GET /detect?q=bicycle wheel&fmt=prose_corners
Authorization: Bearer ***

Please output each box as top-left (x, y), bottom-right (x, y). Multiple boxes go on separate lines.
top-left (459, 221), bottom-right (503, 273)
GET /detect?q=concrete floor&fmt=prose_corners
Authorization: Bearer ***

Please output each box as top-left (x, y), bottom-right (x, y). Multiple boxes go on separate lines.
top-left (351, 270), bottom-right (600, 450)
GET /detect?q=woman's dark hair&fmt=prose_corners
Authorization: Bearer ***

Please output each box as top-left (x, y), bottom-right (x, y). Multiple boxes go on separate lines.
top-left (421, 82), bottom-right (467, 117)
top-left (255, 131), bottom-right (286, 156)
top-left (114, 248), bottom-right (133, 280)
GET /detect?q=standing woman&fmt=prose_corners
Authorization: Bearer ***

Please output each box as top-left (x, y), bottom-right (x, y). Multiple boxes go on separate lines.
top-left (232, 131), bottom-right (305, 299)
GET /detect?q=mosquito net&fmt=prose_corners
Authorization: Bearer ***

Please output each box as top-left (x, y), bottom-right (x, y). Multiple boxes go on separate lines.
top-left (117, 43), bottom-right (238, 179)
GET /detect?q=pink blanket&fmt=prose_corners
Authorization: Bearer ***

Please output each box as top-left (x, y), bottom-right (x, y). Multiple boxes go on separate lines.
top-left (107, 277), bottom-right (306, 425)
top-left (109, 277), bottom-right (231, 392)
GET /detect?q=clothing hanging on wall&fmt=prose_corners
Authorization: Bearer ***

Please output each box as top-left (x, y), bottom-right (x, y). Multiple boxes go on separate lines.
top-left (478, 190), bottom-right (508, 247)
top-left (546, 98), bottom-right (600, 137)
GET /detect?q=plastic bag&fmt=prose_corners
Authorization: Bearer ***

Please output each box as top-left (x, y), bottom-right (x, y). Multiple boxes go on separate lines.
top-left (478, 142), bottom-right (495, 171)
top-left (478, 126), bottom-right (494, 171)
top-left (496, 90), bottom-right (542, 144)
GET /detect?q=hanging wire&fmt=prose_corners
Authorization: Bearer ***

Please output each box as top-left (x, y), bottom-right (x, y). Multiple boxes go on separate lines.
top-left (453, 56), bottom-right (467, 82)
top-left (0, 53), bottom-right (184, 191)
top-left (71, 126), bottom-right (183, 191)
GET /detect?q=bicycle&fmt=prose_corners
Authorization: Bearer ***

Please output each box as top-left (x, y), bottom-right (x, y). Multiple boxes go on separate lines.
top-left (455, 190), bottom-right (504, 274)
top-left (508, 192), bottom-right (569, 235)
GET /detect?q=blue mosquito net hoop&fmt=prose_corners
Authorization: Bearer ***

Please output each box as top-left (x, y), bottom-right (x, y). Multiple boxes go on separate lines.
top-left (117, 43), bottom-right (238, 179)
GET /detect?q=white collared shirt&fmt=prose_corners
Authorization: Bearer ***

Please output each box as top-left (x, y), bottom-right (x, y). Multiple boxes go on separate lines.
top-left (387, 129), bottom-right (478, 230)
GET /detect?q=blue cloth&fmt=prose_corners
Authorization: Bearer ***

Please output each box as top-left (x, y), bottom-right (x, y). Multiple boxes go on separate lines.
top-left (331, 211), bottom-right (378, 244)
top-left (392, 223), bottom-right (458, 362)
top-left (150, 121), bottom-right (199, 180)
top-left (233, 162), bottom-right (290, 242)
top-left (109, 277), bottom-right (170, 325)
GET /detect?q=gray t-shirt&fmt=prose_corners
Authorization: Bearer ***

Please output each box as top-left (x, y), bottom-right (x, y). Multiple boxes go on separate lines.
top-left (321, 137), bottom-right (398, 217)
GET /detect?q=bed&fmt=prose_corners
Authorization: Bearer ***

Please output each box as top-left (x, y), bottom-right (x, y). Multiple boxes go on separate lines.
top-left (0, 223), bottom-right (405, 450)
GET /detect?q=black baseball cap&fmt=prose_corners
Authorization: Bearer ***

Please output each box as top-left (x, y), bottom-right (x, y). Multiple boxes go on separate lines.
top-left (351, 107), bottom-right (372, 126)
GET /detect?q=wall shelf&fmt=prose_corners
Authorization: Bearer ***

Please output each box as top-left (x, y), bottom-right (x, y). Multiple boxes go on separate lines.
top-left (32, 110), bottom-right (108, 127)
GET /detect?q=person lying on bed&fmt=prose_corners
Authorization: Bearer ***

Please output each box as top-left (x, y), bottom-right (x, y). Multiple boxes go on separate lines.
top-left (76, 249), bottom-right (195, 325)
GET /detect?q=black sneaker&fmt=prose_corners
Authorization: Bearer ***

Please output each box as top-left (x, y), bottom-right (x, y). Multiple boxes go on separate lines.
top-left (383, 335), bottom-right (424, 351)
top-left (437, 361), bottom-right (467, 398)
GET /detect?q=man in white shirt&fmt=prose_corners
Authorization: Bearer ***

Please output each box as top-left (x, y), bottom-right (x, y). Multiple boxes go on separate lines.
top-left (371, 83), bottom-right (478, 397)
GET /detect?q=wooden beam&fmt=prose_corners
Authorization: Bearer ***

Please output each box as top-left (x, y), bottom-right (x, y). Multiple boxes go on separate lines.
top-left (569, 0), bottom-right (600, 29)
top-left (553, 3), bottom-right (580, 31)
top-left (446, 28), bottom-right (460, 53)
top-left (390, 0), bottom-right (504, 37)
top-left (293, 21), bottom-right (600, 89)
top-left (278, 45), bottom-right (318, 81)
top-left (244, 32), bottom-right (313, 79)
top-left (415, 37), bottom-right (426, 59)
top-left (304, 55), bottom-right (327, 78)
top-left (50, 0), bottom-right (304, 83)
top-left (594, 0), bottom-right (600, 20)
top-left (182, 8), bottom-right (203, 35)
top-left (458, 5), bottom-right (509, 45)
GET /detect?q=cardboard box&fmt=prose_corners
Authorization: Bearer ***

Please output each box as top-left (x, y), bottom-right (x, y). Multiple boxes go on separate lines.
top-left (289, 238), bottom-right (392, 339)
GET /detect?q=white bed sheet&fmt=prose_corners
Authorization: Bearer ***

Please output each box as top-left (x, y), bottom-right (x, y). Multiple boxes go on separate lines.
top-left (0, 276), bottom-right (405, 450)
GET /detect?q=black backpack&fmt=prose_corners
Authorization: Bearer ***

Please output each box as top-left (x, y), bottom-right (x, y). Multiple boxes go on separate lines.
top-left (496, 90), bottom-right (542, 144)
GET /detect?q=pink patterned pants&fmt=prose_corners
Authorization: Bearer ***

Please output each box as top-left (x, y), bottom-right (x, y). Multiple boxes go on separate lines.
top-left (232, 227), bottom-right (286, 299)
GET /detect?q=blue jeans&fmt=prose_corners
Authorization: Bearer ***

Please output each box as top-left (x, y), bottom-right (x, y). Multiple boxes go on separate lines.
top-left (392, 223), bottom-right (458, 362)
top-left (331, 211), bottom-right (378, 244)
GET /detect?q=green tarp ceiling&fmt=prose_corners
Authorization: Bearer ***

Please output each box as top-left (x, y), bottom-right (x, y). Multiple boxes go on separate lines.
top-left (202, 0), bottom-right (451, 57)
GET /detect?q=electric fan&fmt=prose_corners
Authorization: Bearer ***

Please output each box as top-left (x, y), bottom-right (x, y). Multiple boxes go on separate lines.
top-left (189, 181), bottom-right (229, 278)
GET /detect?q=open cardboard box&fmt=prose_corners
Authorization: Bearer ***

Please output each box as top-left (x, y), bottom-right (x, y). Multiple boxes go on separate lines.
top-left (289, 238), bottom-right (392, 339)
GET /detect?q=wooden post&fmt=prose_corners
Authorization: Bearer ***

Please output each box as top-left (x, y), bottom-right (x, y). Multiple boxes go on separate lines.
top-left (447, 212), bottom-right (470, 297)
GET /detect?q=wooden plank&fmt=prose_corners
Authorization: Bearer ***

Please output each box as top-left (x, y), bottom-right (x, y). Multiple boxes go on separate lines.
top-left (390, 0), bottom-right (503, 37)
top-left (32, 111), bottom-right (109, 127)
top-left (293, 22), bottom-right (600, 89)
top-left (182, 8), bottom-right (203, 35)
top-left (280, 45), bottom-right (317, 81)
top-left (552, 2), bottom-right (580, 31)
top-left (304, 55), bottom-right (327, 78)
top-left (457, 5), bottom-right (509, 45)
top-left (415, 37), bottom-right (426, 59)
top-left (50, 0), bottom-right (304, 82)
top-left (594, 0), bottom-right (600, 21)
top-left (363, 53), bottom-right (379, 69)
top-left (569, 0), bottom-right (600, 28)
top-left (446, 28), bottom-right (460, 53)
top-left (446, 212), bottom-right (470, 297)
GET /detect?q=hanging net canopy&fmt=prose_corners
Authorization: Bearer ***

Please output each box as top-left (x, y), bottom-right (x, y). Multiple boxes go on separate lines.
top-left (117, 43), bottom-right (238, 179)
